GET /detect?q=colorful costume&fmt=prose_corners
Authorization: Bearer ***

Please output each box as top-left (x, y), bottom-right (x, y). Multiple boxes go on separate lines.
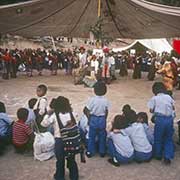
top-left (157, 62), bottom-right (174, 91)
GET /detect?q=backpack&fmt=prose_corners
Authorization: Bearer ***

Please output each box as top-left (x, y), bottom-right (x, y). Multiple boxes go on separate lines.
top-left (55, 112), bottom-right (81, 157)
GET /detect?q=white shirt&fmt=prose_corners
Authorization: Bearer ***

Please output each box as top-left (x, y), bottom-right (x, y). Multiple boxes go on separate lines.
top-left (122, 123), bottom-right (152, 153)
top-left (147, 93), bottom-right (175, 116)
top-left (91, 60), bottom-right (99, 74)
top-left (86, 96), bottom-right (110, 116)
top-left (41, 112), bottom-right (78, 138)
top-left (33, 96), bottom-right (48, 116)
top-left (109, 56), bottom-right (115, 65)
top-left (79, 114), bottom-right (89, 139)
top-left (79, 53), bottom-right (87, 66)
top-left (108, 131), bottom-right (134, 158)
top-left (26, 108), bottom-right (36, 125)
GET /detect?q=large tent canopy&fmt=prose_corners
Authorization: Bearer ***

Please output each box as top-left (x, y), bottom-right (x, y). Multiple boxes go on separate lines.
top-left (0, 0), bottom-right (180, 39)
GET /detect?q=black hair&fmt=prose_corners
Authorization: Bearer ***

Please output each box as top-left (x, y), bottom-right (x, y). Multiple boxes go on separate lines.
top-left (94, 81), bottom-right (107, 96)
top-left (137, 112), bottom-right (148, 125)
top-left (152, 82), bottom-right (166, 95)
top-left (54, 96), bottom-right (72, 114)
top-left (124, 109), bottom-right (137, 125)
top-left (0, 101), bottom-right (6, 113)
top-left (37, 84), bottom-right (47, 94)
top-left (49, 98), bottom-right (57, 109)
top-left (28, 98), bottom-right (37, 109)
top-left (122, 104), bottom-right (131, 114)
top-left (17, 108), bottom-right (29, 121)
top-left (112, 115), bottom-right (127, 130)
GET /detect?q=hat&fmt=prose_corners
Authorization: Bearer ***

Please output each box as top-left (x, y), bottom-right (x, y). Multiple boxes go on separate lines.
top-left (103, 47), bottom-right (109, 53)
top-left (92, 55), bottom-right (96, 59)
top-left (80, 46), bottom-right (85, 51)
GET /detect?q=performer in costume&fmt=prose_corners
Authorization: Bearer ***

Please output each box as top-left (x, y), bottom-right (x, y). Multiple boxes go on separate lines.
top-left (101, 48), bottom-right (111, 84)
top-left (157, 59), bottom-right (176, 95)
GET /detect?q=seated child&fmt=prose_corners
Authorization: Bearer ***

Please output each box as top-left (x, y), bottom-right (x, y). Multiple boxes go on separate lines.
top-left (107, 115), bottom-right (134, 166)
top-left (0, 101), bottom-right (13, 155)
top-left (137, 112), bottom-right (154, 145)
top-left (13, 108), bottom-right (34, 153)
top-left (122, 104), bottom-right (136, 124)
top-left (122, 111), bottom-right (152, 163)
top-left (26, 98), bottom-right (37, 129)
top-left (83, 81), bottom-right (110, 157)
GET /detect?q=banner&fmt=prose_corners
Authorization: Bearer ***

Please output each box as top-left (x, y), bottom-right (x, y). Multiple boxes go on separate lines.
top-left (173, 40), bottom-right (180, 55)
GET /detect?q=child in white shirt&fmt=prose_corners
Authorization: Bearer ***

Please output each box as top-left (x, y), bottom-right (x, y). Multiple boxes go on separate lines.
top-left (122, 111), bottom-right (152, 163)
top-left (107, 115), bottom-right (134, 166)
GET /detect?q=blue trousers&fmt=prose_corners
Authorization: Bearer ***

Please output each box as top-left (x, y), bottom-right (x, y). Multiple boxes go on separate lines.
top-left (88, 115), bottom-right (106, 155)
top-left (54, 138), bottom-right (79, 180)
top-left (154, 115), bottom-right (174, 159)
top-left (108, 139), bottom-right (134, 163)
top-left (134, 151), bottom-right (152, 162)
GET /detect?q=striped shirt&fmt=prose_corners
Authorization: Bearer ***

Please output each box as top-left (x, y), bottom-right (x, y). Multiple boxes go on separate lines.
top-left (13, 120), bottom-right (33, 146)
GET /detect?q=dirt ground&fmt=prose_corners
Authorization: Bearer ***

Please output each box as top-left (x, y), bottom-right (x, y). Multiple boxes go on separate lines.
top-left (0, 70), bottom-right (180, 180)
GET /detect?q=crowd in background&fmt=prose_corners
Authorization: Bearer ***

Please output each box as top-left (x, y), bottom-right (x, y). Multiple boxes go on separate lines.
top-left (0, 47), bottom-right (180, 90)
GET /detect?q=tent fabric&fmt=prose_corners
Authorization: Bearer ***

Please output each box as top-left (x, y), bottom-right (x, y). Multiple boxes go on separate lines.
top-left (112, 39), bottom-right (173, 53)
top-left (0, 0), bottom-right (180, 39)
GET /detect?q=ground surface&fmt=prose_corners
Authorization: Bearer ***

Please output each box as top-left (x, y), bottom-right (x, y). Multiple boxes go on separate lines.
top-left (0, 70), bottom-right (180, 180)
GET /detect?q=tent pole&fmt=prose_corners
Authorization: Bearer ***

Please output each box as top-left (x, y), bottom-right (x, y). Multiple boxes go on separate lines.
top-left (51, 36), bottom-right (56, 51)
top-left (98, 0), bottom-right (101, 18)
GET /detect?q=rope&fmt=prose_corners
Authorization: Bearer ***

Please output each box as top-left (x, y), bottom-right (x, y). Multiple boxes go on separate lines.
top-left (105, 0), bottom-right (125, 38)
top-left (67, 0), bottom-right (92, 36)
top-left (4, 0), bottom-right (78, 34)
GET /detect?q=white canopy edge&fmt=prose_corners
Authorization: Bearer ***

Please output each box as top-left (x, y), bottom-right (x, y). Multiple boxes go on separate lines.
top-left (112, 39), bottom-right (173, 54)
top-left (0, 0), bottom-right (41, 9)
top-left (131, 0), bottom-right (180, 16)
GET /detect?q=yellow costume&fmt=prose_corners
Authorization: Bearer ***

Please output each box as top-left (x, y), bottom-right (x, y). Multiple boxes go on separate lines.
top-left (157, 62), bottom-right (174, 91)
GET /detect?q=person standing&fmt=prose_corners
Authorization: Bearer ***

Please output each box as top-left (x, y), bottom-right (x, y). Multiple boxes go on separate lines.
top-left (147, 82), bottom-right (175, 165)
top-left (84, 81), bottom-right (110, 157)
top-left (133, 54), bottom-right (142, 79)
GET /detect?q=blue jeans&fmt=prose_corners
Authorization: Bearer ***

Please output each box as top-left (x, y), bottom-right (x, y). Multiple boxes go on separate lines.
top-left (88, 115), bottom-right (106, 155)
top-left (108, 139), bottom-right (134, 163)
top-left (134, 151), bottom-right (152, 162)
top-left (154, 115), bottom-right (174, 159)
top-left (54, 138), bottom-right (79, 180)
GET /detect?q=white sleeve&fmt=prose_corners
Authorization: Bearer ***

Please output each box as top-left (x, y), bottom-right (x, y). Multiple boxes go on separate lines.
top-left (147, 97), bottom-right (155, 111)
top-left (41, 114), bottom-right (54, 127)
top-left (86, 98), bottom-right (93, 111)
top-left (39, 99), bottom-right (48, 115)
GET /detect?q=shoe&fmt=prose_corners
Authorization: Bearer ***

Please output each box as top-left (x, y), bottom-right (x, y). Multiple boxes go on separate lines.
top-left (135, 160), bottom-right (143, 164)
top-left (108, 158), bottom-right (120, 167)
top-left (164, 158), bottom-right (171, 165)
top-left (100, 153), bottom-right (106, 158)
top-left (154, 157), bottom-right (162, 161)
top-left (86, 151), bottom-right (92, 158)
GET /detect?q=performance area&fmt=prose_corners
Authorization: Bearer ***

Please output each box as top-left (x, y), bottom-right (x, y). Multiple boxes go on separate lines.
top-left (0, 71), bottom-right (180, 180)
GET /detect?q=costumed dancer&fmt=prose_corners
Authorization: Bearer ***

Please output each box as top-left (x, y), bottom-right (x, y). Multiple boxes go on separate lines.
top-left (157, 58), bottom-right (177, 95)
top-left (74, 47), bottom-right (87, 85)
top-left (119, 52), bottom-right (128, 77)
top-left (109, 51), bottom-right (116, 80)
top-left (101, 48), bottom-right (111, 84)
top-left (147, 54), bottom-right (156, 81)
top-left (133, 54), bottom-right (142, 79)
